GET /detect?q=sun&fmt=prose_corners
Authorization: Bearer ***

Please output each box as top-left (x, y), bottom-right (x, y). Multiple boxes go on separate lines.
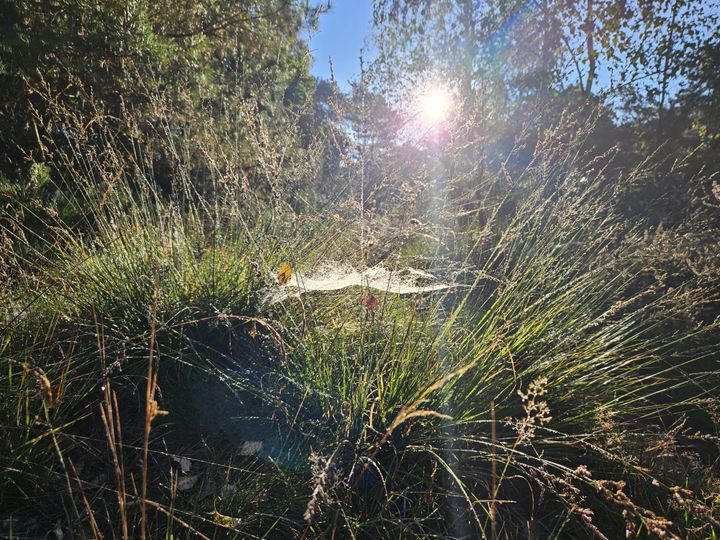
top-left (417, 86), bottom-right (453, 126)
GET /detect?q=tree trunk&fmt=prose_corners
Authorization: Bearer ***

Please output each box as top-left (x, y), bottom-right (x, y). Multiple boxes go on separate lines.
top-left (584, 0), bottom-right (596, 97)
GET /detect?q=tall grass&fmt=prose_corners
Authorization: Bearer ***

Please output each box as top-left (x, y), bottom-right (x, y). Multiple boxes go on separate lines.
top-left (0, 86), bottom-right (718, 539)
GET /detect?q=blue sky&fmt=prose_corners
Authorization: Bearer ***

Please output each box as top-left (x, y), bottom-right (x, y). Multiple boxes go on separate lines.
top-left (306, 1), bottom-right (376, 90)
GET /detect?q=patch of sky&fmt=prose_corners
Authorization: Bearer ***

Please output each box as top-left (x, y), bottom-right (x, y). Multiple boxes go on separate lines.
top-left (304, 1), bottom-right (377, 91)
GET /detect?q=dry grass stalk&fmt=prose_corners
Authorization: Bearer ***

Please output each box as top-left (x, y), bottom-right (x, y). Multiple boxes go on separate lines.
top-left (99, 382), bottom-right (128, 540)
top-left (141, 285), bottom-right (165, 540)
top-left (68, 457), bottom-right (103, 539)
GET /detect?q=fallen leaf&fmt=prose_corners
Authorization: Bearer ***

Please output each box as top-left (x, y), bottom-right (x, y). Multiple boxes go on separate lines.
top-left (240, 440), bottom-right (263, 456)
top-left (177, 474), bottom-right (200, 491)
top-left (277, 262), bottom-right (292, 285)
top-left (173, 456), bottom-right (192, 473)
top-left (248, 321), bottom-right (258, 339)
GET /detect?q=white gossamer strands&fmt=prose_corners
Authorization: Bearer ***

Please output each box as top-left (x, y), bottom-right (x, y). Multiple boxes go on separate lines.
top-left (265, 263), bottom-right (458, 304)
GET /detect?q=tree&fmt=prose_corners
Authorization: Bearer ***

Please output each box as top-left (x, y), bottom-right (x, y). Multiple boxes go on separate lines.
top-left (0, 0), bottom-right (322, 196)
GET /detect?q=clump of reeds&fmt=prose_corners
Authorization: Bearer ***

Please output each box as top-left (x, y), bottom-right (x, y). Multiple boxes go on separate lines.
top-left (0, 79), bottom-right (718, 540)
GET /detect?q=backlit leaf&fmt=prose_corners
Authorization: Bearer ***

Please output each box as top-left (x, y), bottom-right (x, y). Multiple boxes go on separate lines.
top-left (363, 294), bottom-right (380, 311)
top-left (277, 262), bottom-right (292, 285)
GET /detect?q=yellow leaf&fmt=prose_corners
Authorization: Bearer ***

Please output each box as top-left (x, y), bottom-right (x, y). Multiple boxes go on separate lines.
top-left (248, 321), bottom-right (257, 339)
top-left (277, 262), bottom-right (292, 285)
top-left (211, 511), bottom-right (241, 528)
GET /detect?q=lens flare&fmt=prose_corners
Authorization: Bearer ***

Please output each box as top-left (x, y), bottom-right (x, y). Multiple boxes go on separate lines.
top-left (417, 86), bottom-right (453, 126)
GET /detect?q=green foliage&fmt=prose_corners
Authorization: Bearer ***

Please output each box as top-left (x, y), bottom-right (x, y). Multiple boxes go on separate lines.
top-left (1, 97), bottom-right (719, 537)
top-left (1, 0), bottom-right (719, 538)
top-left (0, 0), bottom-right (321, 198)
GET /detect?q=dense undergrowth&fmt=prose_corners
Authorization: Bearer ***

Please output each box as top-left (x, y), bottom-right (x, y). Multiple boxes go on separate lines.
top-left (1, 90), bottom-right (720, 540)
